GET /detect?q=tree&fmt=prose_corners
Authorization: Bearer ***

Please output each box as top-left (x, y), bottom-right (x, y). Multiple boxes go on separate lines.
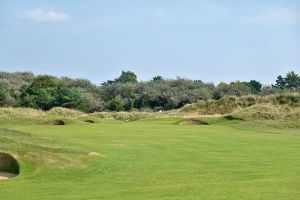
top-left (29, 75), bottom-right (57, 91)
top-left (0, 86), bottom-right (6, 105)
top-left (55, 84), bottom-right (87, 111)
top-left (109, 97), bottom-right (124, 111)
top-left (115, 70), bottom-right (138, 84)
top-left (20, 76), bottom-right (57, 110)
top-left (213, 81), bottom-right (252, 99)
top-left (152, 75), bottom-right (163, 81)
top-left (284, 71), bottom-right (300, 90)
top-left (248, 80), bottom-right (262, 93)
top-left (19, 76), bottom-right (88, 111)
top-left (101, 70), bottom-right (138, 85)
top-left (274, 71), bottom-right (300, 90)
top-left (275, 75), bottom-right (286, 89)
top-left (123, 92), bottom-right (136, 111)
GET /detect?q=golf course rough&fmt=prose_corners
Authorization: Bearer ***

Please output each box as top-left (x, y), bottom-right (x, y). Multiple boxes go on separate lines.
top-left (0, 117), bottom-right (299, 199)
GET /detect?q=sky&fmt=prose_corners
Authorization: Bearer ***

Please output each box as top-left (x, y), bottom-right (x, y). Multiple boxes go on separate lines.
top-left (0, 0), bottom-right (299, 85)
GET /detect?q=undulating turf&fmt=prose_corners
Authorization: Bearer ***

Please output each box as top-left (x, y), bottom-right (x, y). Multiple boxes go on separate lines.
top-left (0, 117), bottom-right (300, 199)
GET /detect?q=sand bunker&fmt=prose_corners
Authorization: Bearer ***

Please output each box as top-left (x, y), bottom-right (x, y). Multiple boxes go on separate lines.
top-left (84, 119), bottom-right (95, 123)
top-left (0, 172), bottom-right (18, 180)
top-left (47, 119), bottom-right (65, 125)
top-left (178, 118), bottom-right (209, 125)
top-left (0, 153), bottom-right (19, 180)
top-left (224, 115), bottom-right (243, 121)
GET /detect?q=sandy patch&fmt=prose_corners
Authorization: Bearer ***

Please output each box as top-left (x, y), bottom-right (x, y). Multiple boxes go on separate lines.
top-left (0, 172), bottom-right (17, 180)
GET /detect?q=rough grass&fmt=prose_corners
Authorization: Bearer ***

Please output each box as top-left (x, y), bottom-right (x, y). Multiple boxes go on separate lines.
top-left (0, 107), bottom-right (45, 117)
top-left (225, 105), bottom-right (300, 127)
top-left (177, 118), bottom-right (209, 125)
top-left (180, 93), bottom-right (300, 115)
top-left (0, 93), bottom-right (299, 128)
top-left (46, 107), bottom-right (83, 117)
top-left (90, 111), bottom-right (157, 121)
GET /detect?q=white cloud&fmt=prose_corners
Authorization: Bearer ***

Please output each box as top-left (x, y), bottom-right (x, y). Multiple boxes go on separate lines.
top-left (21, 8), bottom-right (71, 23)
top-left (239, 8), bottom-right (300, 26)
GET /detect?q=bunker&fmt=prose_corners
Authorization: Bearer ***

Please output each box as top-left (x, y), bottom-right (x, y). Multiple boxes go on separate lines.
top-left (0, 152), bottom-right (20, 180)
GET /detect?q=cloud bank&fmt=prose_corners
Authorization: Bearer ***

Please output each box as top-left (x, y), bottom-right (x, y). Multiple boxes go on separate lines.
top-left (21, 8), bottom-right (71, 23)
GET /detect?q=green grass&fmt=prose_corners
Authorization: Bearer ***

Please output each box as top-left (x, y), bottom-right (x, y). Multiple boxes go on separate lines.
top-left (0, 116), bottom-right (300, 199)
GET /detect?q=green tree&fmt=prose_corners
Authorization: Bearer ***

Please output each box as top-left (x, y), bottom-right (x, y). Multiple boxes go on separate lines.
top-left (284, 71), bottom-right (300, 89)
top-left (275, 75), bottom-right (286, 89)
top-left (55, 85), bottom-right (87, 111)
top-left (20, 76), bottom-right (57, 110)
top-left (248, 80), bottom-right (262, 93)
top-left (101, 70), bottom-right (138, 85)
top-left (109, 97), bottom-right (124, 111)
top-left (152, 75), bottom-right (163, 81)
top-left (115, 70), bottom-right (138, 84)
top-left (0, 86), bottom-right (6, 105)
top-left (123, 92), bottom-right (136, 111)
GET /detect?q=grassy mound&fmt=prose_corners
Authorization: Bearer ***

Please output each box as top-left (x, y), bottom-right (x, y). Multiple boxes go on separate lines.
top-left (0, 152), bottom-right (20, 175)
top-left (47, 107), bottom-right (83, 117)
top-left (181, 93), bottom-right (300, 115)
top-left (228, 104), bottom-right (286, 120)
top-left (225, 105), bottom-right (300, 128)
top-left (0, 107), bottom-right (84, 118)
top-left (91, 111), bottom-right (156, 121)
top-left (0, 107), bottom-right (45, 117)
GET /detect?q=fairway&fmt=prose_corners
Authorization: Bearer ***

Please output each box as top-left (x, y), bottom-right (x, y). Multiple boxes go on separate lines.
top-left (1, 118), bottom-right (300, 199)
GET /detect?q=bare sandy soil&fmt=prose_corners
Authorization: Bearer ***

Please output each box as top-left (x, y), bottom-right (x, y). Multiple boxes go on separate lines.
top-left (0, 172), bottom-right (17, 180)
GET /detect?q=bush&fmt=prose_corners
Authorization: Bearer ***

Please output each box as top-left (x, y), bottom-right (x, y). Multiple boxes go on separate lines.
top-left (0, 86), bottom-right (6, 105)
top-left (109, 97), bottom-right (124, 111)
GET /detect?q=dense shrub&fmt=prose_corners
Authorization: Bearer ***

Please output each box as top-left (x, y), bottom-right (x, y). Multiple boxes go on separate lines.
top-left (109, 97), bottom-right (124, 111)
top-left (213, 82), bottom-right (252, 99)
top-left (0, 85), bottom-right (6, 105)
top-left (273, 94), bottom-right (300, 106)
top-left (0, 70), bottom-right (299, 112)
top-left (20, 76), bottom-right (87, 111)
top-left (274, 71), bottom-right (300, 90)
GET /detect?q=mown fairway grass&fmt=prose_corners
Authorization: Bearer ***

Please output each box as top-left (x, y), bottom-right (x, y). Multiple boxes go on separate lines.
top-left (0, 117), bottom-right (300, 199)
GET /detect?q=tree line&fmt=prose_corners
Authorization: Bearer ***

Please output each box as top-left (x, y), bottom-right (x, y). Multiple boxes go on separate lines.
top-left (0, 70), bottom-right (299, 112)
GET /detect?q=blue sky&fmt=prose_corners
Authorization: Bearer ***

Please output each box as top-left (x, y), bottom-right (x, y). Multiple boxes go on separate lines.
top-left (0, 0), bottom-right (299, 84)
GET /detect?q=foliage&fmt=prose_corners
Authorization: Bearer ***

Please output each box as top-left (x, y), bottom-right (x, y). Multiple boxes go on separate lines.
top-left (152, 75), bottom-right (164, 81)
top-left (55, 85), bottom-right (87, 110)
top-left (19, 76), bottom-right (86, 111)
top-left (285, 71), bottom-right (300, 89)
top-left (109, 97), bottom-right (124, 111)
top-left (0, 85), bottom-right (6, 105)
top-left (213, 81), bottom-right (252, 99)
top-left (0, 70), bottom-right (299, 112)
top-left (248, 80), bottom-right (262, 93)
top-left (102, 70), bottom-right (138, 85)
top-left (274, 71), bottom-right (300, 90)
